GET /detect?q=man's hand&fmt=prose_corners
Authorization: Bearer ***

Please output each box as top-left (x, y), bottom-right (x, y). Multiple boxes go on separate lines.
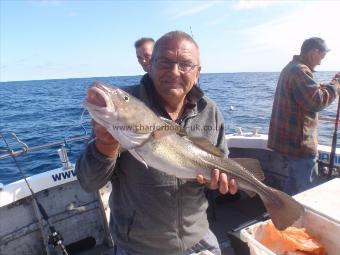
top-left (332, 72), bottom-right (340, 86)
top-left (333, 72), bottom-right (340, 80)
top-left (330, 72), bottom-right (340, 94)
top-left (92, 120), bottom-right (120, 158)
top-left (196, 169), bottom-right (238, 195)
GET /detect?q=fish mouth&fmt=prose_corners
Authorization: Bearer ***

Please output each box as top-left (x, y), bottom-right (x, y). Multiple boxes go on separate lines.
top-left (86, 82), bottom-right (115, 108)
top-left (87, 87), bottom-right (107, 107)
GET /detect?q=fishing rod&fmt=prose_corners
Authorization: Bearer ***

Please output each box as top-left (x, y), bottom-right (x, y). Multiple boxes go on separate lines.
top-left (327, 94), bottom-right (340, 179)
top-left (189, 26), bottom-right (194, 38)
top-left (0, 132), bottom-right (69, 255)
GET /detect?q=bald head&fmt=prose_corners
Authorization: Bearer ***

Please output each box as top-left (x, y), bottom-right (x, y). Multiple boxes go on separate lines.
top-left (152, 31), bottom-right (200, 64)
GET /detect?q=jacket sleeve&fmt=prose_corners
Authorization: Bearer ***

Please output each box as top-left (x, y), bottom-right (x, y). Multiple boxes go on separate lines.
top-left (215, 108), bottom-right (229, 157)
top-left (75, 141), bottom-right (118, 192)
top-left (292, 67), bottom-right (337, 112)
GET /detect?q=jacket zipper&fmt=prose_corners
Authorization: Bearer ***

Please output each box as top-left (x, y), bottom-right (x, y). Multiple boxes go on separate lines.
top-left (176, 178), bottom-right (184, 251)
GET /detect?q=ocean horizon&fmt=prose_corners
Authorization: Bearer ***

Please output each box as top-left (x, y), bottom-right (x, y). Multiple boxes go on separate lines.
top-left (1, 71), bottom-right (339, 184)
top-left (1, 70), bottom-right (339, 83)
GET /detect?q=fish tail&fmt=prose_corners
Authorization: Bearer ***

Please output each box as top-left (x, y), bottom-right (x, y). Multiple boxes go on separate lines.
top-left (260, 187), bottom-right (305, 230)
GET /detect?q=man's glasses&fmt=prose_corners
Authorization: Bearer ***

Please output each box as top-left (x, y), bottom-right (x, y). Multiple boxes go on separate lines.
top-left (153, 59), bottom-right (199, 73)
top-left (137, 55), bottom-right (151, 63)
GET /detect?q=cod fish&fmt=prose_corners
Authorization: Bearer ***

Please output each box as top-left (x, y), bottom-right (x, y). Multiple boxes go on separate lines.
top-left (85, 82), bottom-right (304, 230)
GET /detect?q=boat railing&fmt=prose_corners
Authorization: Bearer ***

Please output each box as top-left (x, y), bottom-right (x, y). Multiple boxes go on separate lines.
top-left (0, 134), bottom-right (91, 161)
top-left (319, 117), bottom-right (340, 124)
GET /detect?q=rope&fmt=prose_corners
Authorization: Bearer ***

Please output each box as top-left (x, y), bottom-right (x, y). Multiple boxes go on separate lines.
top-left (12, 132), bottom-right (30, 154)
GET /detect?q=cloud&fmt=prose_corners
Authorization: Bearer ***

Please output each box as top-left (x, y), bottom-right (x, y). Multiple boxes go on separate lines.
top-left (233, 0), bottom-right (275, 10)
top-left (241, 1), bottom-right (340, 70)
top-left (247, 2), bottom-right (340, 47)
top-left (171, 1), bottom-right (220, 19)
top-left (207, 14), bottom-right (229, 26)
top-left (30, 0), bottom-right (63, 7)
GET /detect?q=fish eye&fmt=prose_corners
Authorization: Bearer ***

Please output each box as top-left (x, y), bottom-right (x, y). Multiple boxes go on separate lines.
top-left (123, 95), bottom-right (129, 102)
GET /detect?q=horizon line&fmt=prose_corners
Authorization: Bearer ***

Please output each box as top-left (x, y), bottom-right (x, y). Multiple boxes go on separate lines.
top-left (0, 70), bottom-right (338, 83)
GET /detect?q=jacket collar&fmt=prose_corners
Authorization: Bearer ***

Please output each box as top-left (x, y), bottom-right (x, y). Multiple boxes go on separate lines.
top-left (293, 55), bottom-right (315, 72)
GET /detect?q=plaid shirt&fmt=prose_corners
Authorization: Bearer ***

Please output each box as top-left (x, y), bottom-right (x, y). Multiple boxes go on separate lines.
top-left (268, 55), bottom-right (338, 157)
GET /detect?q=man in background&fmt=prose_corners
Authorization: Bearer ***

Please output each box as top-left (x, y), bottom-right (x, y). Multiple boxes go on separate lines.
top-left (268, 37), bottom-right (340, 195)
top-left (134, 37), bottom-right (154, 73)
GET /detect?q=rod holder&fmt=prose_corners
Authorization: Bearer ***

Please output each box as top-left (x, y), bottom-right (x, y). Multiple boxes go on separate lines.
top-left (57, 145), bottom-right (72, 170)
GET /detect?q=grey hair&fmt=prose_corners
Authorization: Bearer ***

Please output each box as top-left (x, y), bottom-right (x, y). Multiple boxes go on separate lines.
top-left (300, 37), bottom-right (329, 56)
top-left (134, 37), bottom-right (155, 49)
top-left (152, 31), bottom-right (200, 63)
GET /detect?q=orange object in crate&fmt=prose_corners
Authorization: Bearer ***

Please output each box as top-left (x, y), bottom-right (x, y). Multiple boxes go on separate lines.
top-left (257, 222), bottom-right (327, 255)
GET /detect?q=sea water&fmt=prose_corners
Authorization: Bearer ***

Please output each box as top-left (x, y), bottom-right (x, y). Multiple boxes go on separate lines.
top-left (0, 72), bottom-right (338, 184)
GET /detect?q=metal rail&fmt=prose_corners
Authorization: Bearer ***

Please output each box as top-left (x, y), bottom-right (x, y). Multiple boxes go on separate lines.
top-left (0, 135), bottom-right (90, 160)
top-left (319, 117), bottom-right (339, 123)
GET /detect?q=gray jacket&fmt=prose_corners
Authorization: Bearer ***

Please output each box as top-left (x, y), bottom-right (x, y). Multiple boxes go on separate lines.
top-left (76, 75), bottom-right (227, 255)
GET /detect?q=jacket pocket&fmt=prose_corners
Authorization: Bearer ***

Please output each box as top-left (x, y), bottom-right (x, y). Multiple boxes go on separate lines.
top-left (114, 210), bottom-right (137, 242)
top-left (302, 114), bottom-right (317, 154)
top-left (126, 210), bottom-right (136, 241)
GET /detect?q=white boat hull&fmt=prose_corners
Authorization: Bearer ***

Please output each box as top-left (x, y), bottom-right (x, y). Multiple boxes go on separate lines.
top-left (1, 134), bottom-right (339, 254)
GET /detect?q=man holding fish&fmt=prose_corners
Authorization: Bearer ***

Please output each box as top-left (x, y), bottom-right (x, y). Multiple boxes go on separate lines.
top-left (76, 31), bottom-right (303, 255)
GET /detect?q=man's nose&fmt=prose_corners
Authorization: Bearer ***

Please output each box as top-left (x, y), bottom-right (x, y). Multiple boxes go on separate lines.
top-left (168, 63), bottom-right (181, 75)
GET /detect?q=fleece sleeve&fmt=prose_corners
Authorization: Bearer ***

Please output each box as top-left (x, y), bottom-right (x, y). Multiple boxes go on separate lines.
top-left (75, 141), bottom-right (118, 192)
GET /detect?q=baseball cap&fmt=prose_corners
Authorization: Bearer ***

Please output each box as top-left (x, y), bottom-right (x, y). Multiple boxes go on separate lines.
top-left (300, 37), bottom-right (330, 55)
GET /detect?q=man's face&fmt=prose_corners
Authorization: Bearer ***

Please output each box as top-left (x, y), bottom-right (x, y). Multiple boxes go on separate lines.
top-left (136, 42), bottom-right (154, 73)
top-left (310, 49), bottom-right (327, 68)
top-left (149, 39), bottom-right (201, 105)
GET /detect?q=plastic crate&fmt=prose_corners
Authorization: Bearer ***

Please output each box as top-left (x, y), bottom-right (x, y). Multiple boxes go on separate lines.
top-left (240, 183), bottom-right (340, 255)
top-left (240, 221), bottom-right (276, 255)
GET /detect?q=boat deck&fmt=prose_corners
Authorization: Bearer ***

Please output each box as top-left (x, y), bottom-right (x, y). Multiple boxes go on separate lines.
top-left (0, 139), bottom-right (297, 255)
top-left (72, 192), bottom-right (266, 255)
top-left (208, 192), bottom-right (267, 255)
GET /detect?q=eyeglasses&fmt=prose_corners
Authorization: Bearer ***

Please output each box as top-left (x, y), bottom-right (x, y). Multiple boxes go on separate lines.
top-left (137, 55), bottom-right (151, 63)
top-left (153, 59), bottom-right (199, 73)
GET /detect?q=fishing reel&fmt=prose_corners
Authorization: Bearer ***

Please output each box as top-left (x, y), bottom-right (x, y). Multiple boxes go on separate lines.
top-left (318, 160), bottom-right (340, 178)
top-left (48, 226), bottom-right (68, 255)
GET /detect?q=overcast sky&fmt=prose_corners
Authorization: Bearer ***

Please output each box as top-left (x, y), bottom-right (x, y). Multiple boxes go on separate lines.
top-left (1, 0), bottom-right (339, 81)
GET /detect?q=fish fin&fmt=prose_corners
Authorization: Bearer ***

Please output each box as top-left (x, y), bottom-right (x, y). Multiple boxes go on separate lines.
top-left (118, 147), bottom-right (127, 155)
top-left (189, 137), bottom-right (225, 158)
top-left (129, 149), bottom-right (149, 169)
top-left (242, 189), bottom-right (257, 198)
top-left (152, 125), bottom-right (187, 140)
top-left (159, 117), bottom-right (188, 136)
top-left (260, 187), bottom-right (304, 230)
top-left (155, 119), bottom-right (225, 158)
top-left (231, 158), bottom-right (265, 181)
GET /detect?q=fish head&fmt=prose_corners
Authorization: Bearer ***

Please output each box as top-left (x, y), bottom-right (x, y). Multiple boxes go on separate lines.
top-left (85, 81), bottom-right (162, 149)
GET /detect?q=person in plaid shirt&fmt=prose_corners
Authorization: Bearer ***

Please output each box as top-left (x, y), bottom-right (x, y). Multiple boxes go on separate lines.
top-left (268, 37), bottom-right (340, 195)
